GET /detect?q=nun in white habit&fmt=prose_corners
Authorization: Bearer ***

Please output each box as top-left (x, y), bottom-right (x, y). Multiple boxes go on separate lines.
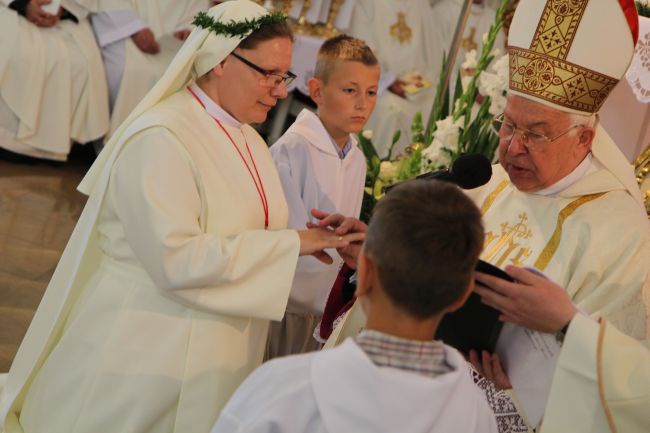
top-left (0, 1), bottom-right (358, 432)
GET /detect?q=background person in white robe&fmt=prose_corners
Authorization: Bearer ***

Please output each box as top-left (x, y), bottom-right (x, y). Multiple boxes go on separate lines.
top-left (431, 0), bottom-right (507, 74)
top-left (88, 0), bottom-right (209, 140)
top-left (211, 180), bottom-right (498, 433)
top-left (267, 35), bottom-right (379, 359)
top-left (347, 0), bottom-right (449, 157)
top-left (0, 2), bottom-right (364, 432)
top-left (0, 0), bottom-right (109, 161)
top-left (474, 266), bottom-right (650, 433)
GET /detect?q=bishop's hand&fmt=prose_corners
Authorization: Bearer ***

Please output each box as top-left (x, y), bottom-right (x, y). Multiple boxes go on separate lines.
top-left (474, 266), bottom-right (577, 333)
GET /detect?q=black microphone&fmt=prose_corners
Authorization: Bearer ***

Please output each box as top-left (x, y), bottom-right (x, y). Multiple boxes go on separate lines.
top-left (384, 153), bottom-right (492, 193)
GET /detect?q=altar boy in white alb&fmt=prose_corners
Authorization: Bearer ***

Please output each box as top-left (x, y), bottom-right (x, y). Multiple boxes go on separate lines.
top-left (267, 35), bottom-right (379, 357)
top-left (212, 181), bottom-right (497, 433)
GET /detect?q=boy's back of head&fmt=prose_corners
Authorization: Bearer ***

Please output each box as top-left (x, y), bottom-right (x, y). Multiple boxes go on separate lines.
top-left (313, 34), bottom-right (378, 83)
top-left (364, 180), bottom-right (484, 319)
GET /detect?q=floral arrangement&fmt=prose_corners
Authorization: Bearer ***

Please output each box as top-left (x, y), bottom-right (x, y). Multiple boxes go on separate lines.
top-left (358, 0), bottom-right (509, 222)
top-left (638, 1), bottom-right (650, 18)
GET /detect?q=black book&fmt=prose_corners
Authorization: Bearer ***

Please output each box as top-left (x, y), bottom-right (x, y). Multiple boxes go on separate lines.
top-left (434, 260), bottom-right (512, 353)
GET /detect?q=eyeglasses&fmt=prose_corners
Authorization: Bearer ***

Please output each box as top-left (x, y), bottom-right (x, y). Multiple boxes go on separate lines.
top-left (491, 113), bottom-right (585, 151)
top-left (231, 51), bottom-right (296, 88)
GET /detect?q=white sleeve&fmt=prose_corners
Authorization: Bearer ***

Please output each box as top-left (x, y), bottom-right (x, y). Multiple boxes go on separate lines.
top-left (109, 128), bottom-right (300, 320)
top-left (91, 9), bottom-right (147, 47)
top-left (270, 138), bottom-right (313, 231)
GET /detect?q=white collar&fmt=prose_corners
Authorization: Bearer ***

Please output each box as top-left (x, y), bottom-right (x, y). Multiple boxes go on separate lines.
top-left (189, 82), bottom-right (242, 128)
top-left (287, 109), bottom-right (357, 157)
top-left (534, 153), bottom-right (597, 196)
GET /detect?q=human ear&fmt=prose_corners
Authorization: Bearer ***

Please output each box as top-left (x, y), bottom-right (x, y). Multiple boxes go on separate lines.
top-left (577, 126), bottom-right (595, 151)
top-left (308, 77), bottom-right (323, 104)
top-left (355, 252), bottom-right (376, 298)
top-left (211, 59), bottom-right (227, 78)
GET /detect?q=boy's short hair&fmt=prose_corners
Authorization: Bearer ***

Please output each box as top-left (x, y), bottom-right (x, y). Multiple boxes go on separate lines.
top-left (313, 34), bottom-right (378, 83)
top-left (364, 180), bottom-right (484, 319)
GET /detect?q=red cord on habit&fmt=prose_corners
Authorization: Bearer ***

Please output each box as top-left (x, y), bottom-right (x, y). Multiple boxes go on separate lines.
top-left (188, 87), bottom-right (269, 229)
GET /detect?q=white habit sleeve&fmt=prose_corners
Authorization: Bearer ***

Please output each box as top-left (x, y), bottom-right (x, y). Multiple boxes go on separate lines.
top-left (92, 9), bottom-right (147, 47)
top-left (108, 128), bottom-right (300, 320)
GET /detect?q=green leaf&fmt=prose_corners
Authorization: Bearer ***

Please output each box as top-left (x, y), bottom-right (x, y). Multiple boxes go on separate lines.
top-left (192, 11), bottom-right (287, 38)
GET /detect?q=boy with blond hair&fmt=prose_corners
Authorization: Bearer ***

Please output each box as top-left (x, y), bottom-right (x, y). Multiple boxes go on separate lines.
top-left (213, 181), bottom-right (498, 433)
top-left (267, 35), bottom-right (380, 358)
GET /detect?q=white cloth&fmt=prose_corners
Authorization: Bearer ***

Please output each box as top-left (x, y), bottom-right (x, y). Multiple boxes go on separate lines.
top-left (541, 314), bottom-right (650, 433)
top-left (626, 17), bottom-right (650, 103)
top-left (533, 153), bottom-right (597, 197)
top-left (270, 109), bottom-right (366, 314)
top-left (348, 0), bottom-right (445, 157)
top-left (0, 3), bottom-right (301, 432)
top-left (465, 128), bottom-right (649, 344)
top-left (212, 338), bottom-right (498, 433)
top-left (92, 9), bottom-right (146, 46)
top-left (433, 0), bottom-right (507, 67)
top-left (0, 3), bottom-right (109, 160)
top-left (1, 88), bottom-right (300, 433)
top-left (91, 0), bottom-right (209, 138)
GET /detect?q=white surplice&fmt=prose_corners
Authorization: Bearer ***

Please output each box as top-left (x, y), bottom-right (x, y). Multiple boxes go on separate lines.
top-left (270, 109), bottom-right (366, 314)
top-left (0, 1), bottom-right (109, 160)
top-left (90, 0), bottom-right (209, 138)
top-left (348, 0), bottom-right (448, 157)
top-left (212, 338), bottom-right (498, 433)
top-left (541, 314), bottom-right (650, 433)
top-left (0, 87), bottom-right (300, 433)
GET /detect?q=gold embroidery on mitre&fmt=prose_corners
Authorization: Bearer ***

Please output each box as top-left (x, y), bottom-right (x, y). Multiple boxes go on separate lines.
top-left (531, 0), bottom-right (589, 60)
top-left (533, 192), bottom-right (607, 270)
top-left (390, 12), bottom-right (412, 44)
top-left (482, 213), bottom-right (533, 267)
top-left (509, 47), bottom-right (618, 113)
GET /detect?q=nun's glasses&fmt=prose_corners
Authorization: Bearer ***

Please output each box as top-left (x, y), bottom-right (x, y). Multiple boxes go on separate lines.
top-left (231, 52), bottom-right (296, 88)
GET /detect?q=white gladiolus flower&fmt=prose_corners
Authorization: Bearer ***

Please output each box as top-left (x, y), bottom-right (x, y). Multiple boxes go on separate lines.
top-left (478, 54), bottom-right (509, 115)
top-left (489, 93), bottom-right (507, 116)
top-left (378, 161), bottom-right (398, 182)
top-left (461, 75), bottom-right (473, 92)
top-left (493, 54), bottom-right (509, 78)
top-left (421, 138), bottom-right (452, 171)
top-left (461, 49), bottom-right (478, 70)
top-left (362, 129), bottom-right (373, 139)
top-left (433, 116), bottom-right (464, 149)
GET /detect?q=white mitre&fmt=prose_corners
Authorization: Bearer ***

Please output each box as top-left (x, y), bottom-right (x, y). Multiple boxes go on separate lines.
top-left (507, 0), bottom-right (639, 115)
